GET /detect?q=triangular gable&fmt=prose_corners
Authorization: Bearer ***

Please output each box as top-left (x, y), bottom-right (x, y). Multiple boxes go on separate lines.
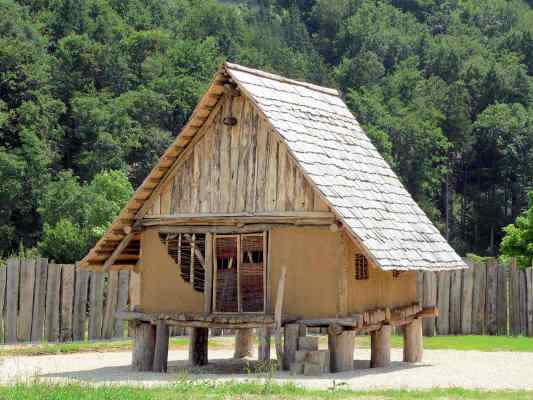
top-left (81, 62), bottom-right (466, 272)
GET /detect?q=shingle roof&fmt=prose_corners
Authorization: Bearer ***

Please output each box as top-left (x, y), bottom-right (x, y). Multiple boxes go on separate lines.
top-left (225, 62), bottom-right (466, 271)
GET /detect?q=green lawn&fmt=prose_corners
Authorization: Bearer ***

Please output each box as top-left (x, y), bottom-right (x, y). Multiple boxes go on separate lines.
top-left (1, 382), bottom-right (532, 400)
top-left (1, 335), bottom-right (533, 358)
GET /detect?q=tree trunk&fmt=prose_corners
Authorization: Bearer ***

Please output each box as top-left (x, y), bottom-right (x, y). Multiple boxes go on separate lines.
top-left (234, 328), bottom-right (254, 358)
top-left (189, 327), bottom-right (208, 366)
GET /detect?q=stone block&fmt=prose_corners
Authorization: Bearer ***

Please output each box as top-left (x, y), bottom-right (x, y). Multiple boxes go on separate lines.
top-left (298, 336), bottom-right (319, 351)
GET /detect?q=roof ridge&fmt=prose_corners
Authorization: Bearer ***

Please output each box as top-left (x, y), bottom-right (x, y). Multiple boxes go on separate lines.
top-left (224, 61), bottom-right (340, 97)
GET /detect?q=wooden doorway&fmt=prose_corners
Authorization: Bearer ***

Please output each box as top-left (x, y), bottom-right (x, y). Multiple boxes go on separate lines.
top-left (213, 232), bottom-right (266, 313)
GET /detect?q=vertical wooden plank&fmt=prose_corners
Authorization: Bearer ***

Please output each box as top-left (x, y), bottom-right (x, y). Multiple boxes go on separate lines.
top-left (526, 268), bottom-right (533, 336)
top-left (436, 271), bottom-right (450, 335)
top-left (485, 259), bottom-right (498, 335)
top-left (161, 186), bottom-right (171, 215)
top-left (254, 117), bottom-right (269, 212)
top-left (6, 258), bottom-right (20, 344)
top-left (235, 100), bottom-right (249, 212)
top-left (114, 270), bottom-right (130, 338)
top-left (228, 96), bottom-right (244, 212)
top-left (153, 194), bottom-right (161, 215)
top-left (416, 271), bottom-right (423, 305)
top-left (73, 264), bottom-right (89, 341)
top-left (200, 130), bottom-right (212, 213)
top-left (102, 271), bottom-right (119, 339)
top-left (60, 264), bottom-right (75, 342)
top-left (44, 263), bottom-right (61, 342)
top-left (471, 261), bottom-right (486, 334)
top-left (204, 233), bottom-right (213, 314)
top-left (275, 143), bottom-right (287, 211)
top-left (219, 97), bottom-right (232, 213)
top-left (449, 270), bottom-right (462, 334)
top-left (0, 263), bottom-right (7, 344)
top-left (461, 260), bottom-right (474, 334)
top-left (422, 271), bottom-right (436, 336)
top-left (496, 263), bottom-right (508, 335)
top-left (18, 259), bottom-right (36, 341)
top-left (265, 132), bottom-right (279, 211)
top-left (266, 230), bottom-right (273, 314)
top-left (245, 104), bottom-right (258, 212)
top-left (509, 259), bottom-right (520, 336)
top-left (31, 258), bottom-right (48, 342)
top-left (89, 271), bottom-right (104, 340)
top-left (519, 268), bottom-right (528, 336)
top-left (129, 270), bottom-right (141, 311)
top-left (210, 113), bottom-right (222, 213)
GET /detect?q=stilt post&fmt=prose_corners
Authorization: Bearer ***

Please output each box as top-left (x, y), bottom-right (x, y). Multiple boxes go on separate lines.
top-left (189, 327), bottom-right (209, 366)
top-left (327, 325), bottom-right (354, 372)
top-left (283, 323), bottom-right (300, 370)
top-left (153, 320), bottom-right (169, 372)
top-left (370, 324), bottom-right (391, 368)
top-left (234, 328), bottom-right (254, 358)
top-left (403, 318), bottom-right (423, 362)
top-left (131, 321), bottom-right (156, 372)
top-left (257, 326), bottom-right (271, 362)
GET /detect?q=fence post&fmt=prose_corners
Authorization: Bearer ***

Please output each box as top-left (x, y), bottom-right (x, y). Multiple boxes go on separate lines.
top-left (485, 259), bottom-right (498, 335)
top-left (0, 263), bottom-right (6, 344)
top-left (422, 271), bottom-right (437, 336)
top-left (472, 261), bottom-right (486, 334)
top-left (449, 270), bottom-right (462, 334)
top-left (73, 264), bottom-right (90, 341)
top-left (6, 258), bottom-right (20, 344)
top-left (45, 263), bottom-right (62, 342)
top-left (60, 264), bottom-right (75, 341)
top-left (496, 263), bottom-right (508, 336)
top-left (461, 259), bottom-right (474, 334)
top-left (526, 268), bottom-right (533, 336)
top-left (436, 271), bottom-right (450, 335)
top-left (31, 258), bottom-right (48, 342)
top-left (89, 272), bottom-right (105, 340)
top-left (509, 259), bottom-right (521, 336)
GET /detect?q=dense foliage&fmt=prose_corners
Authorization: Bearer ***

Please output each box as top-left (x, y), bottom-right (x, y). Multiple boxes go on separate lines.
top-left (501, 191), bottom-right (533, 268)
top-left (1, 0), bottom-right (533, 262)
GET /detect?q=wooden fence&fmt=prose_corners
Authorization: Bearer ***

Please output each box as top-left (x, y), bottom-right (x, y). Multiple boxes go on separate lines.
top-left (0, 258), bottom-right (131, 344)
top-left (417, 259), bottom-right (533, 336)
top-left (1, 257), bottom-right (533, 343)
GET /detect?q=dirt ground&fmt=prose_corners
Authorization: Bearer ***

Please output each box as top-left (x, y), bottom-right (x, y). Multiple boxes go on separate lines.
top-left (1, 347), bottom-right (533, 390)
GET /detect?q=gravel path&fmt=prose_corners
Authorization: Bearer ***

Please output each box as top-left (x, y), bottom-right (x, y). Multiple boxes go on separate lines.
top-left (1, 348), bottom-right (532, 390)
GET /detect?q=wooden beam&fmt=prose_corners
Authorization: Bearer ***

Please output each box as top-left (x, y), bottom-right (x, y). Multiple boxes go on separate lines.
top-left (102, 232), bottom-right (135, 271)
top-left (142, 212), bottom-right (335, 227)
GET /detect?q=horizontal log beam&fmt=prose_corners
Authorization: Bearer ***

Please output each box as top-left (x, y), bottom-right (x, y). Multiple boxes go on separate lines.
top-left (142, 212), bottom-right (335, 227)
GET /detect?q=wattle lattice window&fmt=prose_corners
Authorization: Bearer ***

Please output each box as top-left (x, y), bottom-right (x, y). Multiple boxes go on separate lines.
top-left (355, 253), bottom-right (369, 280)
top-left (159, 233), bottom-right (206, 292)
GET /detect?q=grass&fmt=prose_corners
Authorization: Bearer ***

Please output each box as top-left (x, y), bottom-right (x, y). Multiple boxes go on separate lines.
top-left (0, 381), bottom-right (532, 399)
top-left (1, 335), bottom-right (533, 358)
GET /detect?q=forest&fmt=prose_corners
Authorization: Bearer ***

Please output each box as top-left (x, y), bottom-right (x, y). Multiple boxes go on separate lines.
top-left (1, 0), bottom-right (533, 263)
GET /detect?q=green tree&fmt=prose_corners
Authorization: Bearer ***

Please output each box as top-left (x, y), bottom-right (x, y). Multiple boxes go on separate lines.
top-left (501, 192), bottom-right (533, 268)
top-left (37, 169), bottom-right (133, 262)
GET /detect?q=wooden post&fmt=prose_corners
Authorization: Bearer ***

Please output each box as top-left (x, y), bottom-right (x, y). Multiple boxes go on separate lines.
top-left (189, 327), bottom-right (209, 366)
top-left (132, 322), bottom-right (156, 372)
top-left (234, 328), bottom-right (254, 359)
top-left (283, 323), bottom-right (299, 370)
top-left (6, 258), bottom-right (20, 344)
top-left (461, 262), bottom-right (474, 334)
top-left (403, 319), bottom-right (423, 363)
top-left (327, 327), bottom-right (354, 372)
top-left (274, 265), bottom-right (287, 367)
top-left (257, 326), bottom-right (271, 362)
top-left (370, 325), bottom-right (391, 368)
top-left (153, 320), bottom-right (169, 372)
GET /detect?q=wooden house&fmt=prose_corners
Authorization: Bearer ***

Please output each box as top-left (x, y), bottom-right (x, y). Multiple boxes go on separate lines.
top-left (81, 62), bottom-right (466, 374)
